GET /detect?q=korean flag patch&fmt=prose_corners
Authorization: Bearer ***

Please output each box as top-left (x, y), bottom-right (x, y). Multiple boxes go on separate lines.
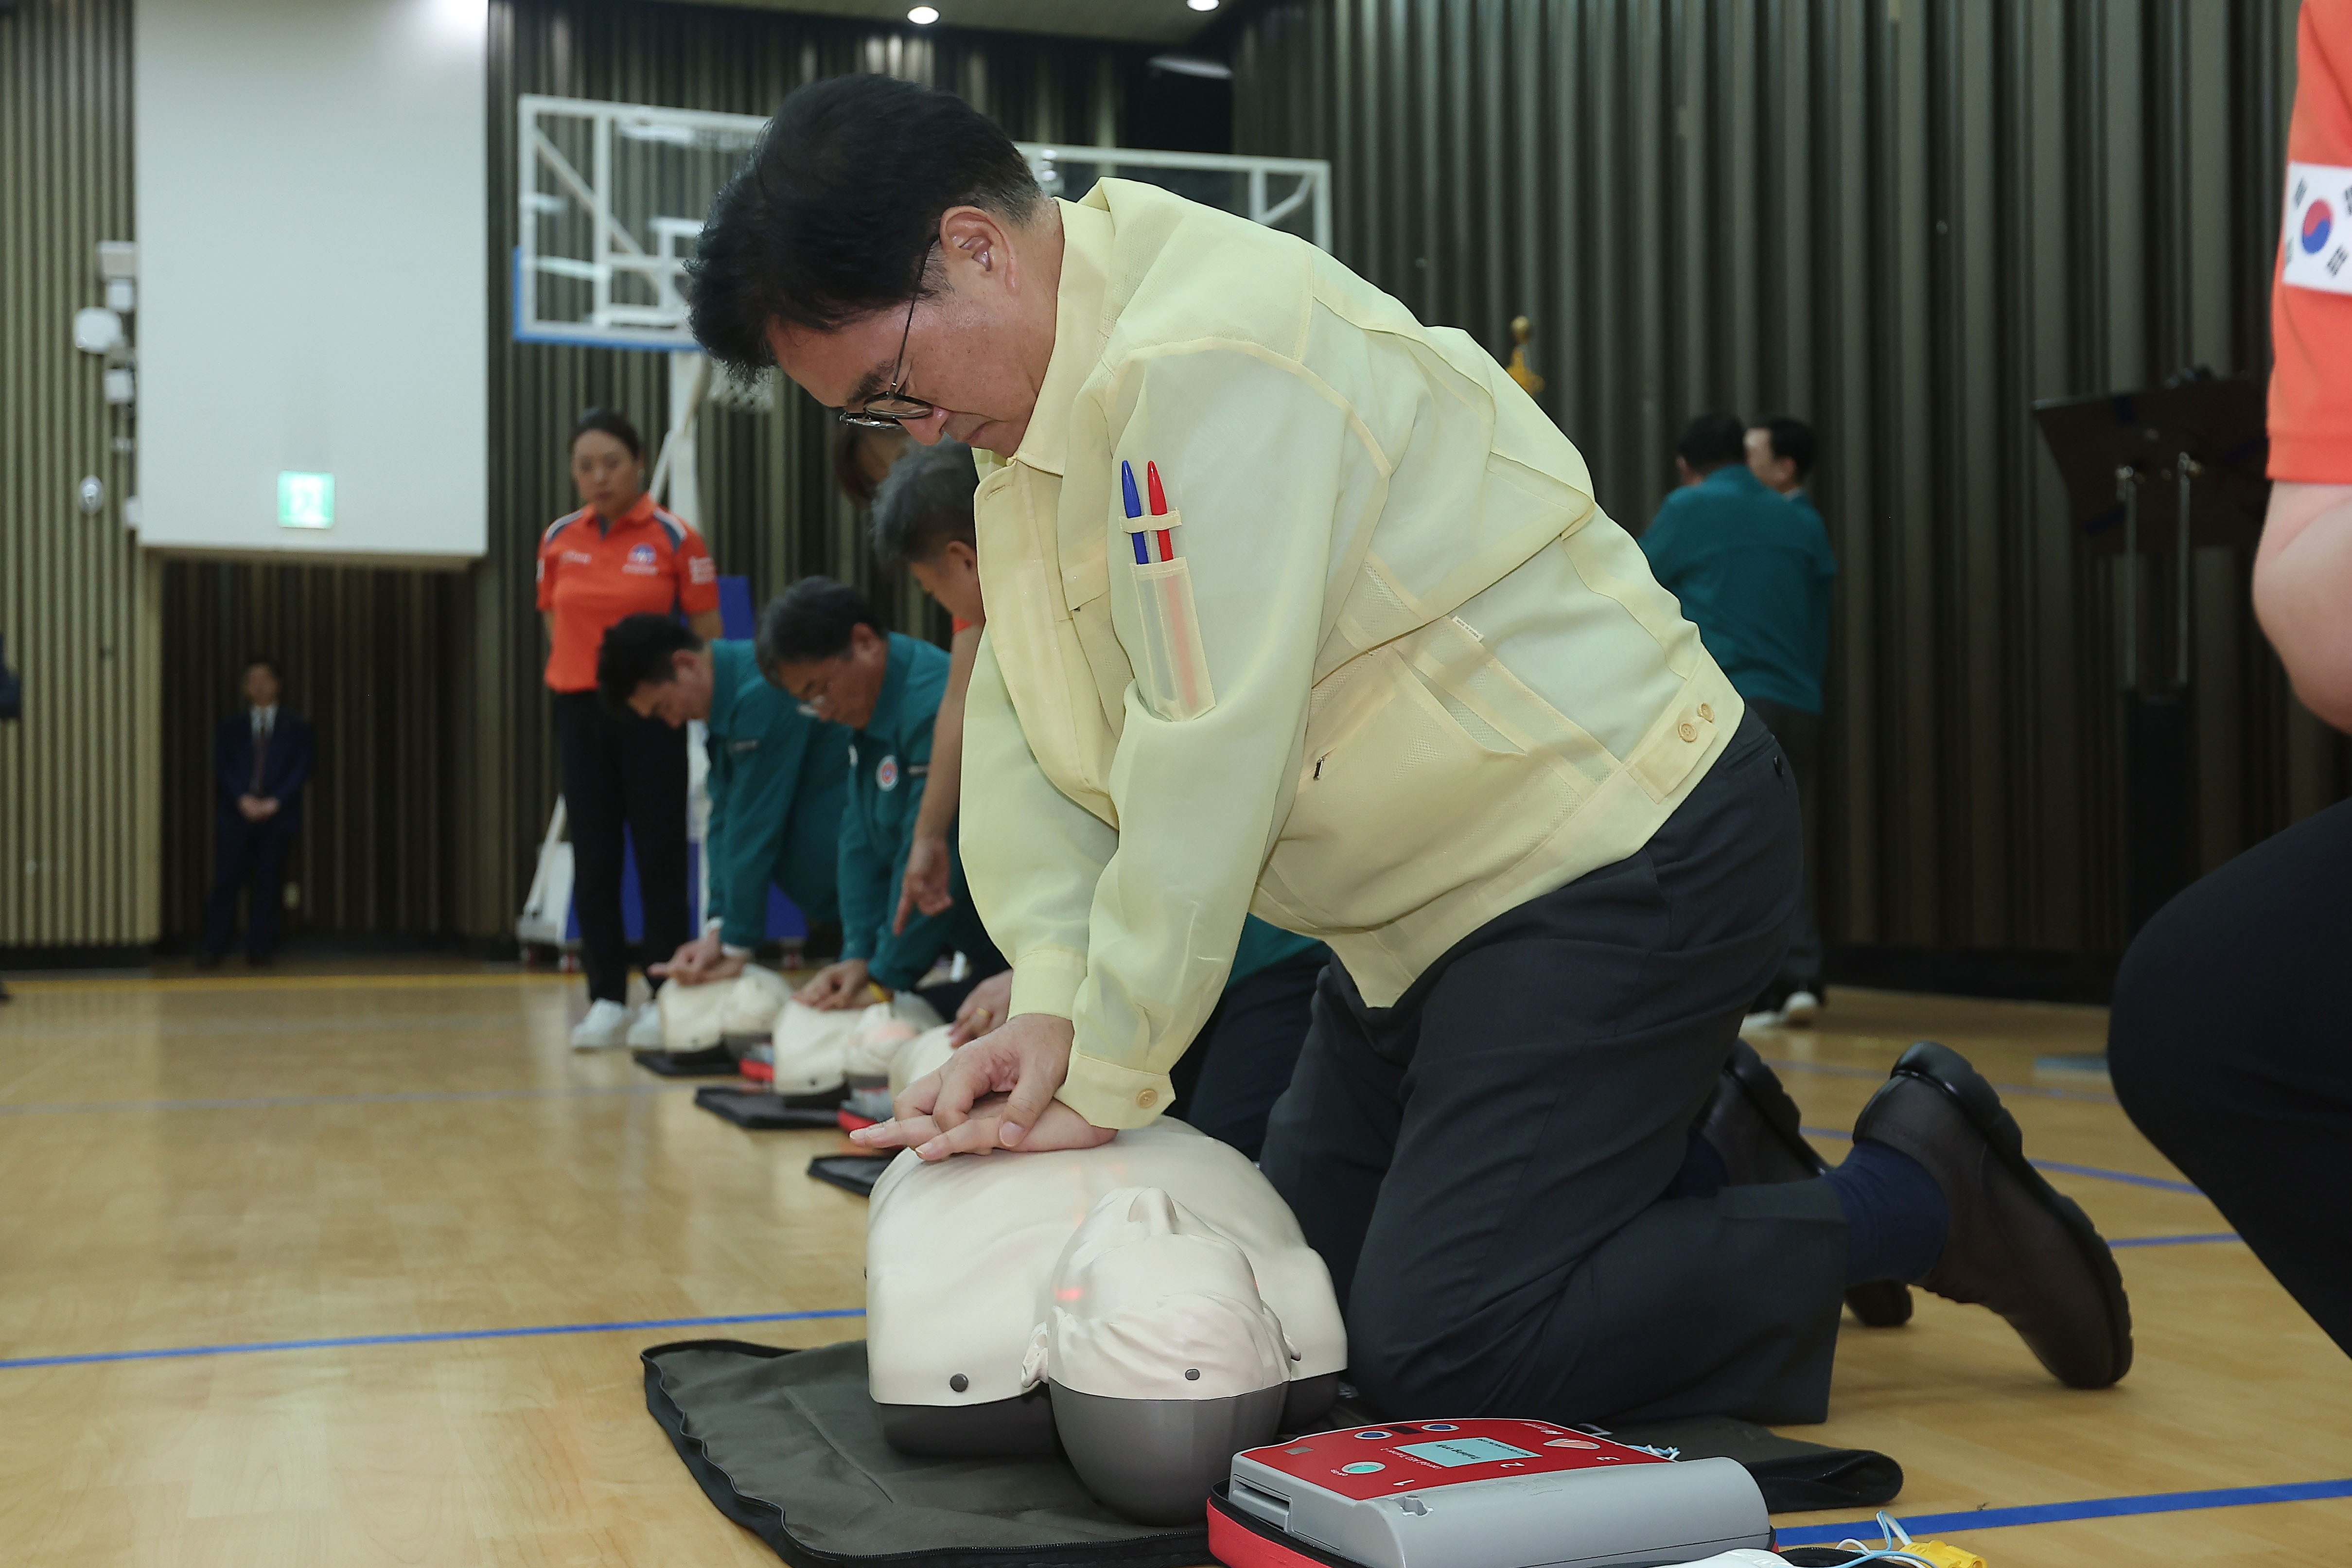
top-left (2282, 162), bottom-right (2352, 295)
top-left (876, 756), bottom-right (899, 792)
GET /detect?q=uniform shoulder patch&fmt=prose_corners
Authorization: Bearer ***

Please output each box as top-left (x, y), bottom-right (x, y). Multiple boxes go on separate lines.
top-left (876, 756), bottom-right (899, 792)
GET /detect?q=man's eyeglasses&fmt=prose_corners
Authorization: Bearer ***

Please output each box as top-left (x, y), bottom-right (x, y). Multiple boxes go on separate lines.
top-left (839, 245), bottom-right (937, 429)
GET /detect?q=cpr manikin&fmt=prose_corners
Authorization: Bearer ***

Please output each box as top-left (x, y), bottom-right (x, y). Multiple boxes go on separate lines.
top-left (866, 1118), bottom-right (1347, 1523)
top-left (664, 982), bottom-right (938, 1095)
top-left (655, 962), bottom-right (793, 1053)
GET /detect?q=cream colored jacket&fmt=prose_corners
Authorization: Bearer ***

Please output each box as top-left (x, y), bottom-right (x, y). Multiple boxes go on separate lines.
top-left (964, 181), bottom-right (1740, 1129)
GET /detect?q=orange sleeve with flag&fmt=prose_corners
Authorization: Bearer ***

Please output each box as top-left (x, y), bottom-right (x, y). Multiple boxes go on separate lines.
top-left (2272, 1), bottom-right (2352, 482)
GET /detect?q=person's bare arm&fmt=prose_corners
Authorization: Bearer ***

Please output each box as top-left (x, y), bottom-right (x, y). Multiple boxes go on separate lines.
top-left (2253, 481), bottom-right (2352, 732)
top-left (893, 623), bottom-right (982, 933)
top-left (688, 609), bottom-right (725, 642)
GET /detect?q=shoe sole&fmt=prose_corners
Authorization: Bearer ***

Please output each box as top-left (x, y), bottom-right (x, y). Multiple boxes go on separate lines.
top-left (1874, 1039), bottom-right (2132, 1386)
top-left (1723, 1043), bottom-right (1915, 1329)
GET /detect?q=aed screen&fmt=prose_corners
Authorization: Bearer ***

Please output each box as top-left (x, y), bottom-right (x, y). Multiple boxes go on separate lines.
top-left (1397, 1437), bottom-right (1538, 1467)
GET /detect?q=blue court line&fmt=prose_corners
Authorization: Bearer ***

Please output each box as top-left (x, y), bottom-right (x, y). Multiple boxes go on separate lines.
top-left (1772, 1476), bottom-right (2352, 1545)
top-left (2108, 1232), bottom-right (2240, 1248)
top-left (1798, 1127), bottom-right (2201, 1194)
top-left (1764, 1057), bottom-right (2120, 1105)
top-left (0, 1307), bottom-right (866, 1371)
top-left (0, 1083), bottom-right (691, 1116)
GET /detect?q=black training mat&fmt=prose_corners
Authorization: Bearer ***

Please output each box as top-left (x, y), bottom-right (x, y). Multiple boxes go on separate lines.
top-left (643, 1340), bottom-right (1905, 1568)
top-left (693, 1088), bottom-right (846, 1129)
top-left (634, 1045), bottom-right (742, 1077)
top-left (642, 1339), bottom-right (1210, 1568)
top-left (807, 1155), bottom-right (894, 1198)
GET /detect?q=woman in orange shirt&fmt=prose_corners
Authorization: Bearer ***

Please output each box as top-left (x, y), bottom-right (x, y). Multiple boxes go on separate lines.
top-left (537, 408), bottom-right (723, 1048)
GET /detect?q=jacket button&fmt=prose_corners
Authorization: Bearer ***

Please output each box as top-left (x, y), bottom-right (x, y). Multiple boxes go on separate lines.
top-left (1137, 1089), bottom-right (1158, 1108)
top-left (1697, 703), bottom-right (1714, 722)
top-left (1678, 721), bottom-right (1698, 742)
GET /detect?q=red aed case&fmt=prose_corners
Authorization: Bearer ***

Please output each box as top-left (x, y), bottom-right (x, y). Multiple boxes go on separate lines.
top-left (1211, 1420), bottom-right (1772, 1568)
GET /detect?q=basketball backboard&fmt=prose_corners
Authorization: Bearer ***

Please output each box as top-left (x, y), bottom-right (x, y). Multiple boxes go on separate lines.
top-left (515, 94), bottom-right (1332, 352)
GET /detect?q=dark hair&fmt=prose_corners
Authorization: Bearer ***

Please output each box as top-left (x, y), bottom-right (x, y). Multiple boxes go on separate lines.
top-left (687, 75), bottom-right (1044, 372)
top-left (870, 439), bottom-right (980, 564)
top-left (834, 422), bottom-right (908, 505)
top-left (573, 407), bottom-right (644, 460)
top-left (1676, 413), bottom-right (1748, 474)
top-left (243, 654), bottom-right (281, 679)
top-left (596, 614), bottom-right (702, 713)
top-left (756, 577), bottom-right (885, 669)
top-left (1756, 416), bottom-right (1818, 482)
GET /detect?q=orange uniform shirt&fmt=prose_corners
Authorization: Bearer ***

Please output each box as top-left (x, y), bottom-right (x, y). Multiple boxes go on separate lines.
top-left (2272, 1), bottom-right (2352, 482)
top-left (536, 492), bottom-right (719, 692)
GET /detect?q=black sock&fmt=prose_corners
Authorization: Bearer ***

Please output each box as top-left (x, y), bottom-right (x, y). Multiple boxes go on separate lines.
top-left (1824, 1138), bottom-right (1949, 1285)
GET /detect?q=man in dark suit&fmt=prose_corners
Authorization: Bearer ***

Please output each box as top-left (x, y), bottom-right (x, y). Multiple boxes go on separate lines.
top-left (201, 655), bottom-right (313, 968)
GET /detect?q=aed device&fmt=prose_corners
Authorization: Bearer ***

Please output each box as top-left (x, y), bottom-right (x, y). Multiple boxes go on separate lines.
top-left (1209, 1419), bottom-right (1774, 1568)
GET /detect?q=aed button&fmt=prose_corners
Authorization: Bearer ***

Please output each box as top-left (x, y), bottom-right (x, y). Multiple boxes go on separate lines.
top-left (1341, 1462), bottom-right (1385, 1475)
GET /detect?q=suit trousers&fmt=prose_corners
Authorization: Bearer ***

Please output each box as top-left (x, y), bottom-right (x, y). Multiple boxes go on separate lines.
top-left (1168, 951), bottom-right (1327, 1162)
top-left (205, 811), bottom-right (298, 958)
top-left (1258, 709), bottom-right (1846, 1427)
top-left (1746, 697), bottom-right (1824, 995)
top-left (554, 691), bottom-right (690, 1004)
top-left (2109, 796), bottom-right (2352, 1358)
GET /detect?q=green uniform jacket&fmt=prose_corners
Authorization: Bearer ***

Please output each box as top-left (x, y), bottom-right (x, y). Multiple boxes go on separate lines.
top-left (704, 640), bottom-right (850, 950)
top-left (1639, 466), bottom-right (1838, 716)
top-left (841, 633), bottom-right (999, 992)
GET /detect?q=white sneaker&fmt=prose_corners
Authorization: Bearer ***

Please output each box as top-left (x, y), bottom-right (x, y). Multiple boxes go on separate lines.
top-left (571, 999), bottom-right (630, 1050)
top-left (1740, 1006), bottom-right (1786, 1034)
top-left (1780, 989), bottom-right (1821, 1026)
top-left (626, 1002), bottom-right (664, 1049)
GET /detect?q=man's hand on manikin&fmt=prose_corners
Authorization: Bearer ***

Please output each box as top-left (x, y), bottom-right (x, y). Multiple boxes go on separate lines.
top-left (650, 929), bottom-right (744, 987)
top-left (797, 957), bottom-right (873, 1011)
top-left (849, 1011), bottom-right (1115, 1161)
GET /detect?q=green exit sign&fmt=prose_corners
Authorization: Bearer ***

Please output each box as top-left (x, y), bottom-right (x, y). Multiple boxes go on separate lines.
top-left (278, 472), bottom-right (334, 529)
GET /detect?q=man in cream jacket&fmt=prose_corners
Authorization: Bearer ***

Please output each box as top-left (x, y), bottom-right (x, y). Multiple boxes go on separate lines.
top-left (686, 76), bottom-right (2130, 1425)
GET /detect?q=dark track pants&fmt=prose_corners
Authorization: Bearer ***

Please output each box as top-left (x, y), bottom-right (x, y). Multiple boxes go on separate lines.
top-left (1747, 697), bottom-right (1824, 996)
top-left (204, 812), bottom-right (297, 959)
top-left (1259, 710), bottom-right (1847, 1426)
top-left (2109, 797), bottom-right (2352, 1359)
top-left (554, 691), bottom-right (690, 1005)
top-left (1169, 952), bottom-right (1326, 1162)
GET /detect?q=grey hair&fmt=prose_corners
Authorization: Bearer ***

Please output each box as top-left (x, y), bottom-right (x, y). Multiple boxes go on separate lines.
top-left (869, 439), bottom-right (981, 566)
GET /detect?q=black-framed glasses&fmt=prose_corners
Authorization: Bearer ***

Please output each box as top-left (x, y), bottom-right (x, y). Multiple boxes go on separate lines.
top-left (839, 245), bottom-right (936, 429)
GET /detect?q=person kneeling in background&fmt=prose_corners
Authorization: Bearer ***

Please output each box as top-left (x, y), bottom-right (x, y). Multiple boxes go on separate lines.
top-left (596, 613), bottom-right (850, 987)
top-left (759, 577), bottom-right (1006, 1021)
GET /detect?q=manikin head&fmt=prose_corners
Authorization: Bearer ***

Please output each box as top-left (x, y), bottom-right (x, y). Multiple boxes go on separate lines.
top-left (870, 439), bottom-right (985, 626)
top-left (757, 578), bottom-right (893, 732)
top-left (687, 75), bottom-right (1065, 459)
top-left (597, 614), bottom-right (714, 726)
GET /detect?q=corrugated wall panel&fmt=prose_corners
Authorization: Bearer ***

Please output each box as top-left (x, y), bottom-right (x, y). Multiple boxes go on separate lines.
top-left (0, 0), bottom-right (158, 951)
top-left (1230, 0), bottom-right (2351, 963)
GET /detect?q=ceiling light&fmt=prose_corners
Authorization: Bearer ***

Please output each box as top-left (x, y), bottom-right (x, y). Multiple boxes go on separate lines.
top-left (1188, 0), bottom-right (1220, 11)
top-left (908, 5), bottom-right (938, 21)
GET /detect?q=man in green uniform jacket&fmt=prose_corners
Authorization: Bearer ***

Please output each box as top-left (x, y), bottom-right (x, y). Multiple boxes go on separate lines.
top-left (597, 613), bottom-right (848, 986)
top-left (759, 576), bottom-right (1006, 1014)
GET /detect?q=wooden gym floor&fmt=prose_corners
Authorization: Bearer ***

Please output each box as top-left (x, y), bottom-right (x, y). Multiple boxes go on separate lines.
top-left (1, 968), bottom-right (2346, 1566)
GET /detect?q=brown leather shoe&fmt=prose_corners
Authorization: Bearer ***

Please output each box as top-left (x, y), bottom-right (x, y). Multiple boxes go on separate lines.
top-left (1852, 1040), bottom-right (2132, 1389)
top-left (1701, 1042), bottom-right (1914, 1328)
